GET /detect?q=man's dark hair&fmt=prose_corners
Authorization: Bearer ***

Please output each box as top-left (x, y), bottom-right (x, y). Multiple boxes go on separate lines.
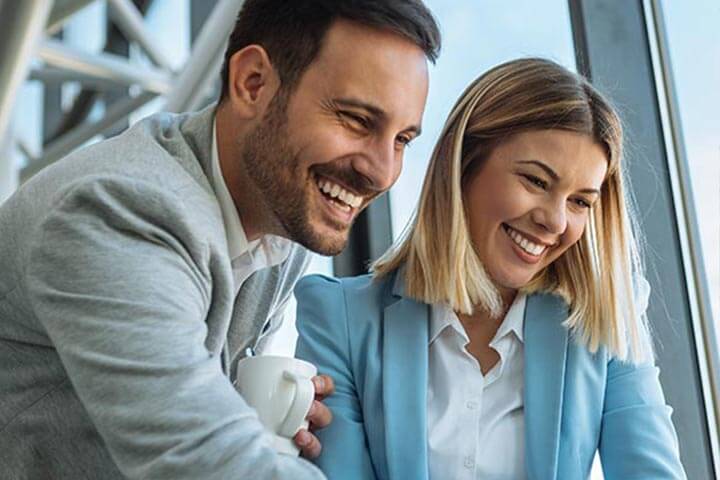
top-left (219, 0), bottom-right (441, 100)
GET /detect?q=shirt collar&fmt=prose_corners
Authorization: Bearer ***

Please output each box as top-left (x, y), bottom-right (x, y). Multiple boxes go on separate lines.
top-left (496, 293), bottom-right (526, 344)
top-left (210, 118), bottom-right (292, 265)
top-left (429, 293), bottom-right (527, 346)
top-left (429, 303), bottom-right (457, 345)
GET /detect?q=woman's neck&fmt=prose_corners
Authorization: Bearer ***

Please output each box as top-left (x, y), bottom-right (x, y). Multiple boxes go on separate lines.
top-left (455, 286), bottom-right (517, 325)
top-left (499, 287), bottom-right (518, 315)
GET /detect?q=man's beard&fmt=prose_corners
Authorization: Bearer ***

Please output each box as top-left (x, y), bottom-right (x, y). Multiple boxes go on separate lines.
top-left (240, 97), bottom-right (351, 256)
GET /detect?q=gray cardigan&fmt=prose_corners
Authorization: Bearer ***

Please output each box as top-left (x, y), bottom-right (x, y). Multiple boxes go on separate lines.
top-left (0, 106), bottom-right (324, 479)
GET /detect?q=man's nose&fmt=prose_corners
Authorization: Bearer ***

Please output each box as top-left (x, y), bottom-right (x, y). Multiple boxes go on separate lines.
top-left (352, 137), bottom-right (400, 193)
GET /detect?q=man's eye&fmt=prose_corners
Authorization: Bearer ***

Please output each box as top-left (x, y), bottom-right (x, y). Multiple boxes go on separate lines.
top-left (522, 174), bottom-right (548, 190)
top-left (396, 135), bottom-right (413, 147)
top-left (341, 112), bottom-right (369, 129)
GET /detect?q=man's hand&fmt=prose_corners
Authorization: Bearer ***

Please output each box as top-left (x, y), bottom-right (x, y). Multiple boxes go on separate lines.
top-left (294, 374), bottom-right (335, 458)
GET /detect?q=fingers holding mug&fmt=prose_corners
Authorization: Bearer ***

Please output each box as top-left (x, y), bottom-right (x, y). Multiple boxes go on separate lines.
top-left (295, 429), bottom-right (322, 459)
top-left (312, 374), bottom-right (335, 400)
top-left (306, 399), bottom-right (333, 431)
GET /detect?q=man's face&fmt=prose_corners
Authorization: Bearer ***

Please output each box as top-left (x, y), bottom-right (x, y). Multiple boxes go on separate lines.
top-left (242, 20), bottom-right (429, 255)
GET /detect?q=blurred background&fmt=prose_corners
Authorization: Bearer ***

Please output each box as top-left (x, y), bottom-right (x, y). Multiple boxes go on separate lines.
top-left (0, 1), bottom-right (717, 478)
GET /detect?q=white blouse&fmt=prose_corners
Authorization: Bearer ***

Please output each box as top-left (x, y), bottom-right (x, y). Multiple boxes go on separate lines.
top-left (427, 294), bottom-right (527, 480)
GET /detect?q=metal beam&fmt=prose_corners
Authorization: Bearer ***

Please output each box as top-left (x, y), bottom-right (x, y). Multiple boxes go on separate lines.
top-left (43, 0), bottom-right (154, 143)
top-left (43, 31), bottom-right (65, 145)
top-left (164, 0), bottom-right (244, 112)
top-left (38, 39), bottom-right (173, 94)
top-left (191, 0), bottom-right (219, 41)
top-left (107, 0), bottom-right (174, 71)
top-left (46, 0), bottom-right (98, 34)
top-left (0, 130), bottom-right (17, 205)
top-left (29, 66), bottom-right (124, 90)
top-left (104, 3), bottom-right (131, 138)
top-left (0, 0), bottom-right (54, 152)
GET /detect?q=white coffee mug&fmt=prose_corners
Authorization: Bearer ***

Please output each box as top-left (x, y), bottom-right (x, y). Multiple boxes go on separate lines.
top-left (234, 355), bottom-right (317, 455)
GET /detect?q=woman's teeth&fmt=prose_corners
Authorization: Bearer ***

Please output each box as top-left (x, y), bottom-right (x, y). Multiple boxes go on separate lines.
top-left (504, 225), bottom-right (547, 256)
top-left (316, 177), bottom-right (363, 210)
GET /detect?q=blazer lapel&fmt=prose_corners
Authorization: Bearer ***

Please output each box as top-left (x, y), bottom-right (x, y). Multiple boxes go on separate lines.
top-left (524, 293), bottom-right (570, 480)
top-left (382, 272), bottom-right (430, 480)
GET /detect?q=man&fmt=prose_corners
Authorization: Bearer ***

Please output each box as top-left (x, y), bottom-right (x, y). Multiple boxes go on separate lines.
top-left (0, 0), bottom-right (439, 478)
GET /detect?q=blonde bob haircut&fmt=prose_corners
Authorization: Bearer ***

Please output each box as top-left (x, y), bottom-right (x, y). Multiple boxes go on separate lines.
top-left (372, 58), bottom-right (651, 363)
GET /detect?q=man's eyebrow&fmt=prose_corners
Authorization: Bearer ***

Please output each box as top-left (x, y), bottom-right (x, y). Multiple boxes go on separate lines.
top-left (333, 97), bottom-right (422, 136)
top-left (518, 160), bottom-right (601, 195)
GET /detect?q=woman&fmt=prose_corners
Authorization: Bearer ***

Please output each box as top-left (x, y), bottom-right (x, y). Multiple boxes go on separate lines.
top-left (295, 58), bottom-right (686, 479)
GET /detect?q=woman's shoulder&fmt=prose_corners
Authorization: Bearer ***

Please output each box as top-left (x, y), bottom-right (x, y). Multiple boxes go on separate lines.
top-left (295, 272), bottom-right (397, 343)
top-left (296, 272), bottom-right (395, 306)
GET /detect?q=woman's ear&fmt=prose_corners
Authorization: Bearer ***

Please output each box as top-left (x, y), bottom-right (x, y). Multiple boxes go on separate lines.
top-left (225, 45), bottom-right (281, 119)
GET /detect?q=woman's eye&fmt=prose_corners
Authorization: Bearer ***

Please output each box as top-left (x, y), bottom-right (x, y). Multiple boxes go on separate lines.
top-left (523, 174), bottom-right (548, 190)
top-left (572, 198), bottom-right (592, 209)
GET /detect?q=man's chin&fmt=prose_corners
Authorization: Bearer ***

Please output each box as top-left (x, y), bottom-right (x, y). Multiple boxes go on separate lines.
top-left (304, 234), bottom-right (348, 256)
top-left (296, 226), bottom-right (349, 256)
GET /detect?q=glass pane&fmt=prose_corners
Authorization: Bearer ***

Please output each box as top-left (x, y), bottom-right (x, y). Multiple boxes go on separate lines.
top-left (389, 0), bottom-right (577, 240)
top-left (660, 0), bottom-right (720, 326)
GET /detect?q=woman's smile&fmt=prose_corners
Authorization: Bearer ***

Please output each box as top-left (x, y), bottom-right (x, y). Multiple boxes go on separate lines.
top-left (502, 223), bottom-right (550, 264)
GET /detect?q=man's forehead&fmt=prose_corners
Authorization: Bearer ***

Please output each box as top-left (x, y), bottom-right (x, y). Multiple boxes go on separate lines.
top-left (304, 22), bottom-right (429, 123)
top-left (319, 19), bottom-right (411, 53)
top-left (314, 19), bottom-right (428, 72)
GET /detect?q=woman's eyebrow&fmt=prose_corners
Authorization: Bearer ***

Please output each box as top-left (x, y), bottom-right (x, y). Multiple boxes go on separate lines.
top-left (517, 159), bottom-right (559, 180)
top-left (518, 160), bottom-right (601, 195)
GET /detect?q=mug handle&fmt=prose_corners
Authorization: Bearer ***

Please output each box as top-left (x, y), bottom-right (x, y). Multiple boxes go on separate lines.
top-left (278, 371), bottom-right (315, 438)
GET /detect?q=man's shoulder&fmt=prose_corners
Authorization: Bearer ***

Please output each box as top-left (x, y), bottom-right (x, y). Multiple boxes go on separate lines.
top-left (26, 107), bottom-right (214, 198)
top-left (12, 107), bottom-right (219, 224)
top-left (83, 107), bottom-right (214, 189)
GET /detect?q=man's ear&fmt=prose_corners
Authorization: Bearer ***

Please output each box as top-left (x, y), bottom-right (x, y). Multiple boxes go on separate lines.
top-left (226, 45), bottom-right (280, 119)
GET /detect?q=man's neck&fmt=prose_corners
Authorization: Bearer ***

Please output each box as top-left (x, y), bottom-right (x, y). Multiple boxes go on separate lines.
top-left (215, 105), bottom-right (277, 242)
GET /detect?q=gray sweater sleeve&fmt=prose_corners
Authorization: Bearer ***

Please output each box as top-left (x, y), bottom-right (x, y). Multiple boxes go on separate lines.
top-left (23, 177), bottom-right (325, 480)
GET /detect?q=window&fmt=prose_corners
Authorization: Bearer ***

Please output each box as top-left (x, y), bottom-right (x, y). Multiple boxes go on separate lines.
top-left (660, 0), bottom-right (719, 328)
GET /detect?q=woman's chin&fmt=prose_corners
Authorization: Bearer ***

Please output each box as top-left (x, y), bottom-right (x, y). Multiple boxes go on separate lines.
top-left (490, 270), bottom-right (535, 292)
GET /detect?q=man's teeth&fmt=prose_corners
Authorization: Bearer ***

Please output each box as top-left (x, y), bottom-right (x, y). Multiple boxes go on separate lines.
top-left (316, 178), bottom-right (363, 209)
top-left (505, 225), bottom-right (546, 256)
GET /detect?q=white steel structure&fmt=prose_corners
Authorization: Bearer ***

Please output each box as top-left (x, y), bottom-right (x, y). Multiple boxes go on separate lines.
top-left (0, 0), bottom-right (244, 195)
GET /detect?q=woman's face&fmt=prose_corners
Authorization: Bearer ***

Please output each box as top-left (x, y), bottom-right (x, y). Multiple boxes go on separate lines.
top-left (464, 129), bottom-right (608, 297)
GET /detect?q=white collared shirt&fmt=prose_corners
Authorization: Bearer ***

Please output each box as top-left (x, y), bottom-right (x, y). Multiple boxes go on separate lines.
top-left (209, 120), bottom-right (292, 293)
top-left (427, 294), bottom-right (527, 480)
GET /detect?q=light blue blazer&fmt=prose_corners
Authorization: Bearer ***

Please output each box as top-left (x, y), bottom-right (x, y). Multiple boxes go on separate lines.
top-left (295, 271), bottom-right (686, 480)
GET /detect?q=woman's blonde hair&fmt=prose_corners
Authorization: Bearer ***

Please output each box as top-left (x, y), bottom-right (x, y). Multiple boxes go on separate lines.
top-left (372, 58), bottom-right (651, 363)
